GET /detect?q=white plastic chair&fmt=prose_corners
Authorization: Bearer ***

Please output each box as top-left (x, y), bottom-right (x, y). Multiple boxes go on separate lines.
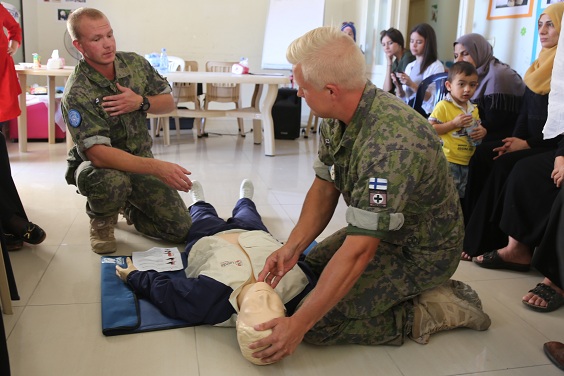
top-left (200, 61), bottom-right (244, 137)
top-left (171, 61), bottom-right (201, 136)
top-left (167, 56), bottom-right (185, 73)
top-left (148, 56), bottom-right (186, 140)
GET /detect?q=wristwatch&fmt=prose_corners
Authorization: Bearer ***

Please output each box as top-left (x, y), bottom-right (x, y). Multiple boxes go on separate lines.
top-left (139, 96), bottom-right (150, 112)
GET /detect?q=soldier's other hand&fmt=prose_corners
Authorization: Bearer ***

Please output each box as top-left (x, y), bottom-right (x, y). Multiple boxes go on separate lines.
top-left (102, 83), bottom-right (142, 116)
top-left (155, 160), bottom-right (193, 192)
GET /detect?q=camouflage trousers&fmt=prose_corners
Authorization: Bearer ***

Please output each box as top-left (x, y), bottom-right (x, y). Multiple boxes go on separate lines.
top-left (75, 161), bottom-right (191, 243)
top-left (303, 227), bottom-right (460, 346)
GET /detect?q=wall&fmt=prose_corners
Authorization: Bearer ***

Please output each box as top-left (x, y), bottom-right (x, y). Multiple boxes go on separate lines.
top-left (471, 0), bottom-right (536, 76)
top-left (407, 0), bottom-right (460, 65)
top-left (18, 1), bottom-right (549, 89)
top-left (2, 0), bottom-right (23, 63)
top-left (21, 0), bottom-right (365, 72)
top-left (405, 0), bottom-right (543, 77)
top-left (19, 0), bottom-right (359, 106)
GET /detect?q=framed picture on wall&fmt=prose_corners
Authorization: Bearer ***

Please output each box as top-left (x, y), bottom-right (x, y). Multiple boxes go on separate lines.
top-left (487, 0), bottom-right (535, 19)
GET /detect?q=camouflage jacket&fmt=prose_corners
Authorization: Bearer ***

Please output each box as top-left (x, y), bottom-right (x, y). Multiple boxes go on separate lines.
top-left (62, 52), bottom-right (171, 166)
top-left (315, 81), bottom-right (462, 249)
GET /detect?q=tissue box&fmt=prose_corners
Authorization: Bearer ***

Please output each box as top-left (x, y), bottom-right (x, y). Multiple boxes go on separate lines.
top-left (8, 99), bottom-right (66, 141)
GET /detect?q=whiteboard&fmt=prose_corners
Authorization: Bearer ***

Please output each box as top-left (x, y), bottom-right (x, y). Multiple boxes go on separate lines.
top-left (261, 0), bottom-right (325, 70)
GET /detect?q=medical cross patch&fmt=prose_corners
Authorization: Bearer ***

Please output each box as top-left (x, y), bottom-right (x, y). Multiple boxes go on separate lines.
top-left (370, 191), bottom-right (387, 207)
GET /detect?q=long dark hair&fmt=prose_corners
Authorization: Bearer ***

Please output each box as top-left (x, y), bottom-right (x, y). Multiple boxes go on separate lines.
top-left (410, 23), bottom-right (438, 75)
top-left (380, 27), bottom-right (405, 48)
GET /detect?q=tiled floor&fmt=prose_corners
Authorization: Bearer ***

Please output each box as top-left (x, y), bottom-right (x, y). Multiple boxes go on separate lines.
top-left (3, 120), bottom-right (564, 376)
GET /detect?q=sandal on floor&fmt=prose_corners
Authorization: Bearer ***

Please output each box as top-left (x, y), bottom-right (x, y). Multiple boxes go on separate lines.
top-left (460, 252), bottom-right (472, 262)
top-left (523, 283), bottom-right (564, 312)
top-left (473, 250), bottom-right (530, 272)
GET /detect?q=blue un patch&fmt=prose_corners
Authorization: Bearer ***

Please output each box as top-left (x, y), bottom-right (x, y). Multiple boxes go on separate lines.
top-left (68, 109), bottom-right (82, 128)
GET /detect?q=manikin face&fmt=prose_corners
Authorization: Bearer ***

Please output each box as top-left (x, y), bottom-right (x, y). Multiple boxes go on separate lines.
top-left (446, 73), bottom-right (479, 107)
top-left (410, 31), bottom-right (426, 57)
top-left (453, 43), bottom-right (477, 67)
top-left (73, 16), bottom-right (116, 70)
top-left (237, 282), bottom-right (285, 327)
top-left (236, 282), bottom-right (285, 365)
top-left (381, 35), bottom-right (402, 57)
top-left (538, 14), bottom-right (559, 49)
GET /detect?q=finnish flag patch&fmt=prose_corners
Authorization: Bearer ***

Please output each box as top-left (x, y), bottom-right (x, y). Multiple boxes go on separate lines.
top-left (369, 178), bottom-right (387, 191)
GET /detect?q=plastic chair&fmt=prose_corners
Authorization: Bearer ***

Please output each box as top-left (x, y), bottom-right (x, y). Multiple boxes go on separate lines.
top-left (171, 61), bottom-right (201, 137)
top-left (201, 61), bottom-right (244, 138)
top-left (0, 226), bottom-right (19, 315)
top-left (412, 72), bottom-right (448, 118)
top-left (167, 56), bottom-right (185, 72)
top-left (304, 112), bottom-right (320, 138)
top-left (148, 56), bottom-right (186, 139)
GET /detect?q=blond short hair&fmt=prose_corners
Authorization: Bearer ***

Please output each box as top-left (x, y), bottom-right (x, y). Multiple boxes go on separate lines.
top-left (67, 7), bottom-right (107, 41)
top-left (286, 26), bottom-right (366, 91)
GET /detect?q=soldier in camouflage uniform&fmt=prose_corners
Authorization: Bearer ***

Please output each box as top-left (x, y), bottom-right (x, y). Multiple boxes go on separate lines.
top-left (251, 27), bottom-right (490, 364)
top-left (61, 8), bottom-right (192, 254)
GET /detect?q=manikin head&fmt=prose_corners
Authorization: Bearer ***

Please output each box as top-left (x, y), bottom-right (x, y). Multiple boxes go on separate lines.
top-left (236, 282), bottom-right (285, 365)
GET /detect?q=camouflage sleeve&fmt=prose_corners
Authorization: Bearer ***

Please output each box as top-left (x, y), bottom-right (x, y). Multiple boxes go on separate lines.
top-left (133, 53), bottom-right (172, 96)
top-left (62, 81), bottom-right (113, 158)
top-left (314, 119), bottom-right (335, 181)
top-left (313, 157), bottom-right (332, 181)
top-left (345, 148), bottom-right (431, 237)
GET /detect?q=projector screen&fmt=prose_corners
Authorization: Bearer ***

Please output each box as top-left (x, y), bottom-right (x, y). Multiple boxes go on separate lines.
top-left (261, 0), bottom-right (325, 70)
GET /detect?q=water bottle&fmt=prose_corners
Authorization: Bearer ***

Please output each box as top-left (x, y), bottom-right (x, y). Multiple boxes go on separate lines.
top-left (466, 119), bottom-right (482, 146)
top-left (159, 48), bottom-right (169, 74)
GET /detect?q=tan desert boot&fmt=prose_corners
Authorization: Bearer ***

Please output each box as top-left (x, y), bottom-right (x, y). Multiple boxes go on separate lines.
top-left (89, 214), bottom-right (118, 254)
top-left (410, 279), bottom-right (491, 344)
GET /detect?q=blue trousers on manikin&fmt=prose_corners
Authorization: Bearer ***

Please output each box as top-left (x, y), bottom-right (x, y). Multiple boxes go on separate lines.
top-left (185, 198), bottom-right (268, 253)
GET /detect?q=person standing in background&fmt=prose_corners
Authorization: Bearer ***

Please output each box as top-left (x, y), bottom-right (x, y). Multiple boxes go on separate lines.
top-left (0, 3), bottom-right (22, 134)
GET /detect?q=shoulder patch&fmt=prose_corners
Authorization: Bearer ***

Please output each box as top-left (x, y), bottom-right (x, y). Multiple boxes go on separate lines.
top-left (68, 109), bottom-right (82, 128)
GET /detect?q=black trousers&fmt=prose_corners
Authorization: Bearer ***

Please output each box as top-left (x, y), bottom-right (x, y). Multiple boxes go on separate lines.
top-left (500, 150), bottom-right (559, 247)
top-left (532, 185), bottom-right (564, 290)
top-left (463, 147), bottom-right (554, 256)
top-left (0, 131), bottom-right (28, 229)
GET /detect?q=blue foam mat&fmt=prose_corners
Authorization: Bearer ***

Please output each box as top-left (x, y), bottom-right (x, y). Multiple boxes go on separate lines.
top-left (100, 256), bottom-right (190, 336)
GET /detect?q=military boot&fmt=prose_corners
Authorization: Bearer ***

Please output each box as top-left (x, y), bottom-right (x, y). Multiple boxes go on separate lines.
top-left (410, 279), bottom-right (491, 344)
top-left (90, 214), bottom-right (118, 254)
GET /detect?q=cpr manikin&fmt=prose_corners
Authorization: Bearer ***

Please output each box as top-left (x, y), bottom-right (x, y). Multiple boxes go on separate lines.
top-left (236, 281), bottom-right (285, 365)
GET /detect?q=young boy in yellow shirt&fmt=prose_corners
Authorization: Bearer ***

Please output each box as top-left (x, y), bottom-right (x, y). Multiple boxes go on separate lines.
top-left (428, 61), bottom-right (487, 199)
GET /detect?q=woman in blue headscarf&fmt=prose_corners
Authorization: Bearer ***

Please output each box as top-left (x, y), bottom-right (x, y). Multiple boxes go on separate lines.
top-left (341, 21), bottom-right (356, 41)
